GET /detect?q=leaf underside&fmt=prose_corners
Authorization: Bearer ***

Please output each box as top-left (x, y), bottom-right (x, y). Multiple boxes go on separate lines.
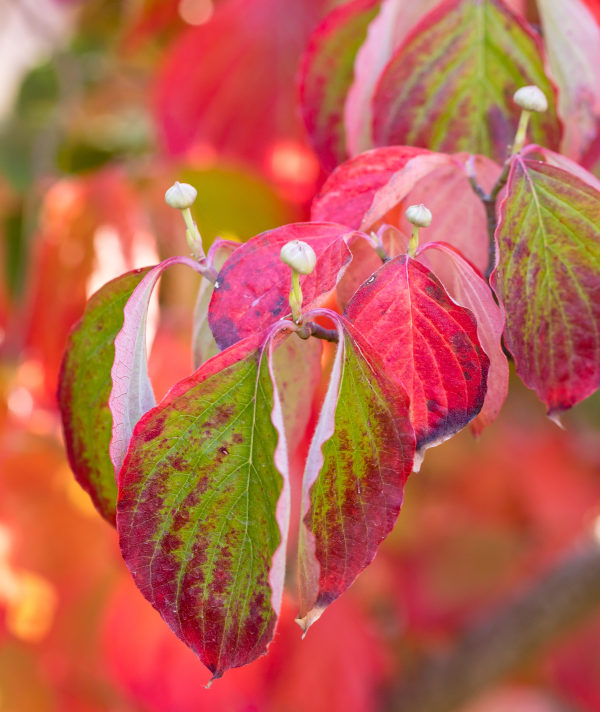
top-left (492, 156), bottom-right (600, 412)
top-left (58, 267), bottom-right (151, 524)
top-left (372, 0), bottom-right (561, 163)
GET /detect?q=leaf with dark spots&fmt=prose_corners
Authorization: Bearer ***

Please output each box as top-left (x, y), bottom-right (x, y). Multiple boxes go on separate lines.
top-left (117, 324), bottom-right (292, 679)
top-left (109, 256), bottom-right (206, 477)
top-left (416, 241), bottom-right (508, 434)
top-left (58, 267), bottom-right (152, 525)
top-left (491, 153), bottom-right (600, 413)
top-left (296, 311), bottom-right (415, 633)
top-left (371, 0), bottom-right (561, 163)
top-left (208, 222), bottom-right (356, 350)
top-left (298, 0), bottom-right (380, 171)
top-left (344, 255), bottom-right (489, 453)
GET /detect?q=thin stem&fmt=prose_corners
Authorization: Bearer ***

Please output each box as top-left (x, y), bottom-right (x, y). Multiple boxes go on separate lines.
top-left (295, 321), bottom-right (339, 342)
top-left (182, 207), bottom-right (205, 260)
top-left (512, 109), bottom-right (531, 155)
top-left (289, 270), bottom-right (303, 323)
top-left (409, 226), bottom-right (419, 256)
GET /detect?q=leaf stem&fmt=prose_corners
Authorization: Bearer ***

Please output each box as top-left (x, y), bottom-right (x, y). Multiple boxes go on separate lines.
top-left (512, 109), bottom-right (531, 155)
top-left (289, 270), bottom-right (303, 323)
top-left (182, 207), bottom-right (206, 261)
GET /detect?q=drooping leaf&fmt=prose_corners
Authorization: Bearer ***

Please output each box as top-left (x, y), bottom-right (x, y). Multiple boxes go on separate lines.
top-left (343, 0), bottom-right (441, 155)
top-left (299, 0), bottom-right (380, 171)
top-left (117, 325), bottom-right (292, 680)
top-left (345, 255), bottom-right (489, 451)
top-left (371, 0), bottom-right (561, 163)
top-left (109, 256), bottom-right (205, 475)
top-left (312, 148), bottom-right (499, 274)
top-left (57, 268), bottom-right (151, 524)
top-left (491, 154), bottom-right (600, 413)
top-left (296, 311), bottom-right (415, 632)
top-left (192, 239), bottom-right (239, 369)
top-left (208, 222), bottom-right (355, 350)
top-left (537, 0), bottom-right (600, 160)
top-left (416, 242), bottom-right (508, 434)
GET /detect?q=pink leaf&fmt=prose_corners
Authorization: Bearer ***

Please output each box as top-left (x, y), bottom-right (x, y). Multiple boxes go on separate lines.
top-left (416, 242), bottom-right (508, 434)
top-left (109, 256), bottom-right (205, 476)
top-left (345, 255), bottom-right (489, 453)
top-left (208, 222), bottom-right (355, 350)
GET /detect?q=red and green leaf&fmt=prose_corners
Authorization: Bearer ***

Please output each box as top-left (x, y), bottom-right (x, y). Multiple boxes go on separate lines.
top-left (491, 154), bottom-right (600, 413)
top-left (109, 256), bottom-right (205, 475)
top-left (416, 242), bottom-right (508, 434)
top-left (345, 255), bottom-right (489, 452)
top-left (371, 0), bottom-right (561, 163)
top-left (57, 268), bottom-right (151, 524)
top-left (117, 325), bottom-right (292, 680)
top-left (192, 239), bottom-right (240, 369)
top-left (299, 0), bottom-right (380, 171)
top-left (297, 311), bottom-right (415, 632)
top-left (208, 222), bottom-right (355, 350)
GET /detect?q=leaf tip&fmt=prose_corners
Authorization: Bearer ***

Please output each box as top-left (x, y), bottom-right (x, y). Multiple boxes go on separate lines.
top-left (295, 605), bottom-right (326, 638)
top-left (548, 411), bottom-right (565, 430)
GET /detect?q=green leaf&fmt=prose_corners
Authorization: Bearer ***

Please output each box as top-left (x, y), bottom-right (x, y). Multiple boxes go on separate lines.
top-left (117, 327), bottom-right (292, 680)
top-left (492, 149), bottom-right (600, 413)
top-left (372, 0), bottom-right (561, 163)
top-left (57, 267), bottom-right (151, 524)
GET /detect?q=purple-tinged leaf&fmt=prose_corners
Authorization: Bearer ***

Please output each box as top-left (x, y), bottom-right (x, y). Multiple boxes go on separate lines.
top-left (345, 255), bottom-right (489, 452)
top-left (208, 222), bottom-right (356, 350)
top-left (57, 268), bottom-right (151, 525)
top-left (344, 0), bottom-right (441, 155)
top-left (109, 256), bottom-right (205, 476)
top-left (372, 0), bottom-right (561, 163)
top-left (491, 155), bottom-right (600, 413)
top-left (192, 239), bottom-right (239, 369)
top-left (117, 324), bottom-right (292, 680)
top-left (299, 0), bottom-right (380, 171)
top-left (296, 311), bottom-right (415, 632)
top-left (522, 145), bottom-right (600, 192)
top-left (537, 0), bottom-right (600, 160)
top-left (417, 242), bottom-right (508, 434)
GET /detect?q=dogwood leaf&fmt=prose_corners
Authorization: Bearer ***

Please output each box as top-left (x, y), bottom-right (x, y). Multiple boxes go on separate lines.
top-left (117, 325), bottom-right (292, 680)
top-left (208, 223), bottom-right (355, 350)
top-left (109, 256), bottom-right (205, 476)
top-left (57, 268), bottom-right (151, 524)
top-left (492, 154), bottom-right (600, 413)
top-left (417, 242), bottom-right (508, 434)
top-left (371, 0), bottom-right (561, 163)
top-left (296, 312), bottom-right (415, 632)
top-left (345, 255), bottom-right (489, 452)
top-left (299, 0), bottom-right (380, 170)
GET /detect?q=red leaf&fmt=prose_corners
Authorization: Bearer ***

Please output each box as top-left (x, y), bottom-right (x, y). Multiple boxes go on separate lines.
top-left (296, 311), bottom-right (415, 631)
top-left (416, 242), bottom-right (508, 434)
top-left (491, 153), bottom-right (600, 413)
top-left (345, 255), bottom-right (489, 452)
top-left (109, 256), bottom-right (205, 475)
top-left (299, 0), bottom-right (380, 171)
top-left (208, 222), bottom-right (355, 350)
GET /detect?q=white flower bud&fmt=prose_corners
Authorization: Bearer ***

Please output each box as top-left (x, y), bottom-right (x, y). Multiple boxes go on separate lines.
top-left (513, 85), bottom-right (548, 113)
top-left (280, 240), bottom-right (317, 275)
top-left (405, 203), bottom-right (432, 228)
top-left (165, 181), bottom-right (198, 210)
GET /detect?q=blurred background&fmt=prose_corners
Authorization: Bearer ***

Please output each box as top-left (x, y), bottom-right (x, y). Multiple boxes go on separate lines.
top-left (1, 1), bottom-right (600, 710)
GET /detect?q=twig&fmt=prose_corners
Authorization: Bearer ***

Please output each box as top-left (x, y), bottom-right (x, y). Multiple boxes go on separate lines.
top-left (295, 321), bottom-right (339, 342)
top-left (385, 536), bottom-right (600, 712)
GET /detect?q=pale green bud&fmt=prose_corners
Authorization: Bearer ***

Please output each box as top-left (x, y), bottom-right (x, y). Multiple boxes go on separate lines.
top-left (405, 203), bottom-right (432, 228)
top-left (165, 181), bottom-right (198, 210)
top-left (513, 85), bottom-right (548, 113)
top-left (280, 240), bottom-right (317, 275)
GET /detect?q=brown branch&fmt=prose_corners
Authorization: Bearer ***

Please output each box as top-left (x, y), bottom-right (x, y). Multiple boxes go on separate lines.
top-left (295, 321), bottom-right (339, 342)
top-left (385, 536), bottom-right (600, 712)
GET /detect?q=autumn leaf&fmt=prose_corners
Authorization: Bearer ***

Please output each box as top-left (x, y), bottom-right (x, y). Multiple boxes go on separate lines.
top-left (296, 312), bottom-right (415, 632)
top-left (492, 150), bottom-right (600, 413)
top-left (117, 325), bottom-right (292, 680)
top-left (371, 0), bottom-right (561, 163)
top-left (57, 268), bottom-right (151, 524)
top-left (345, 255), bottom-right (489, 453)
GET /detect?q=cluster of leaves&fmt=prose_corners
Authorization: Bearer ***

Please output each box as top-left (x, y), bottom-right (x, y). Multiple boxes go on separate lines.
top-left (58, 0), bottom-right (600, 683)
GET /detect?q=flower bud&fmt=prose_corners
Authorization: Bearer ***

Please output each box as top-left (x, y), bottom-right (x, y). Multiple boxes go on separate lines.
top-left (405, 203), bottom-right (432, 228)
top-left (280, 240), bottom-right (317, 275)
top-left (513, 85), bottom-right (548, 113)
top-left (165, 181), bottom-right (198, 210)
